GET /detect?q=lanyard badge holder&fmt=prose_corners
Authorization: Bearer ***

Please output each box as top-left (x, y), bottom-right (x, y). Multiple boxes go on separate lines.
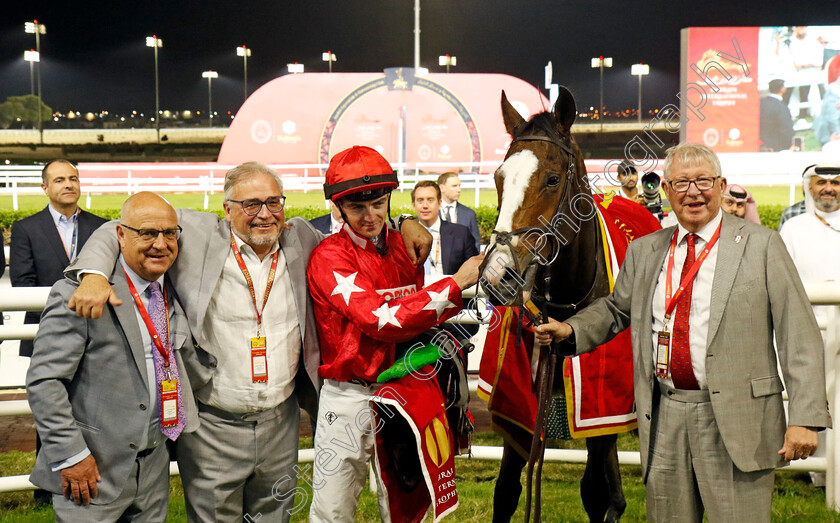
top-left (655, 223), bottom-right (722, 379)
top-left (124, 270), bottom-right (180, 428)
top-left (231, 233), bottom-right (278, 384)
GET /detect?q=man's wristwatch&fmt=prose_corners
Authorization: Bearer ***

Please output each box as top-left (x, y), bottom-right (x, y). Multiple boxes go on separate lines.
top-left (396, 213), bottom-right (417, 230)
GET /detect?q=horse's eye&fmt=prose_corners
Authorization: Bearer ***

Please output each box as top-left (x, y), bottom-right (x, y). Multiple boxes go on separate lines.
top-left (546, 174), bottom-right (562, 187)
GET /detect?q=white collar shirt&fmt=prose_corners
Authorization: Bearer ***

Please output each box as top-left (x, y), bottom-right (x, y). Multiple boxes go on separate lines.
top-left (48, 204), bottom-right (79, 259)
top-left (651, 210), bottom-right (723, 389)
top-left (423, 218), bottom-right (444, 275)
top-left (441, 202), bottom-right (457, 224)
top-left (196, 232), bottom-right (301, 413)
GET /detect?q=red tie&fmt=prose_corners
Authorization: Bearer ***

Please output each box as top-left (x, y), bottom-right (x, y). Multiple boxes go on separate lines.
top-left (671, 233), bottom-right (700, 390)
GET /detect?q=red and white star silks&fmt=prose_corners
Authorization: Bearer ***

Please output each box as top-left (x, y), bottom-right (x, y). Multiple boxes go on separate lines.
top-left (307, 226), bottom-right (464, 382)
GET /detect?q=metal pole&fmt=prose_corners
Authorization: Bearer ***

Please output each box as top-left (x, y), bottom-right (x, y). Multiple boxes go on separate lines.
top-left (637, 73), bottom-right (643, 124)
top-left (328, 57), bottom-right (332, 73)
top-left (599, 62), bottom-right (604, 133)
top-left (414, 0), bottom-right (420, 70)
top-left (29, 60), bottom-right (35, 95)
top-left (35, 29), bottom-right (43, 145)
top-left (207, 78), bottom-right (213, 128)
top-left (154, 44), bottom-right (160, 144)
top-left (243, 54), bottom-right (248, 102)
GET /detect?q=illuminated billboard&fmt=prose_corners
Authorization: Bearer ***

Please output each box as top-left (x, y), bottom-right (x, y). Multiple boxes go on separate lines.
top-left (218, 69), bottom-right (549, 168)
top-left (680, 26), bottom-right (840, 154)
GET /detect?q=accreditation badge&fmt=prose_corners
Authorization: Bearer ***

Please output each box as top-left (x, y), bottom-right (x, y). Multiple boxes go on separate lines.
top-left (251, 336), bottom-right (268, 383)
top-left (655, 331), bottom-right (670, 379)
top-left (160, 379), bottom-right (180, 427)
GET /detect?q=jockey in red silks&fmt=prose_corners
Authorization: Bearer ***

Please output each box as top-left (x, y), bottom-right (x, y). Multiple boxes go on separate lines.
top-left (307, 146), bottom-right (482, 522)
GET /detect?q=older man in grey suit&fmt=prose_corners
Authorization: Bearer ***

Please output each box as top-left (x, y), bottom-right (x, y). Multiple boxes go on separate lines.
top-left (65, 162), bottom-right (432, 521)
top-left (27, 192), bottom-right (198, 520)
top-left (535, 143), bottom-right (830, 522)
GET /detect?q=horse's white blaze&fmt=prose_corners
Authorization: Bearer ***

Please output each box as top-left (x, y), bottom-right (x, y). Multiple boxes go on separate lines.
top-left (495, 150), bottom-right (538, 233)
top-left (481, 151), bottom-right (537, 287)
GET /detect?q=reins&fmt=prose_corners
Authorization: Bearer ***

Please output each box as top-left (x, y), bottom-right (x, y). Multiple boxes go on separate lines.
top-left (479, 130), bottom-right (602, 523)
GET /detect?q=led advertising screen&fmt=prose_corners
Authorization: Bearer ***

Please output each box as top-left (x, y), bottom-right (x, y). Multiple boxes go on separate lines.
top-left (680, 26), bottom-right (840, 154)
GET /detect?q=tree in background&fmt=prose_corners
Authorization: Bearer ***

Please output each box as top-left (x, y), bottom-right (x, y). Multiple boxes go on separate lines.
top-left (0, 95), bottom-right (52, 130)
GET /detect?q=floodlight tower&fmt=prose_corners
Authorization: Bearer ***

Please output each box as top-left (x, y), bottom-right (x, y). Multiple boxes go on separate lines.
top-left (146, 35), bottom-right (163, 143)
top-left (237, 46), bottom-right (251, 103)
top-left (25, 21), bottom-right (46, 144)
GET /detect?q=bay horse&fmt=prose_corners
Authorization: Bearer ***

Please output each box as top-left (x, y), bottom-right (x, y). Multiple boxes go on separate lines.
top-left (480, 87), bottom-right (629, 522)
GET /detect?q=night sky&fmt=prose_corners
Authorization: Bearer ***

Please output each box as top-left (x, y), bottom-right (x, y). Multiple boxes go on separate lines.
top-left (1, 1), bottom-right (838, 117)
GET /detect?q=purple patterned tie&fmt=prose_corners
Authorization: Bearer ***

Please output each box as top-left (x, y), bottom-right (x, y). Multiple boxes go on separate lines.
top-left (148, 281), bottom-right (185, 440)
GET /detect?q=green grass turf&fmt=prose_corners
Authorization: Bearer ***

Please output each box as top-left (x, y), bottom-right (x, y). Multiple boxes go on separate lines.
top-left (0, 184), bottom-right (800, 214)
top-left (2, 433), bottom-right (839, 521)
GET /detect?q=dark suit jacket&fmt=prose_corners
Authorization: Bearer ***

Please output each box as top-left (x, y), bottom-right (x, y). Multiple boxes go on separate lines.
top-left (10, 206), bottom-right (107, 356)
top-left (566, 212), bottom-right (830, 478)
top-left (443, 202), bottom-right (481, 252)
top-left (439, 221), bottom-right (479, 340)
top-left (440, 221), bottom-right (478, 275)
top-left (759, 95), bottom-right (794, 151)
top-left (27, 264), bottom-right (199, 503)
top-left (310, 214), bottom-right (332, 235)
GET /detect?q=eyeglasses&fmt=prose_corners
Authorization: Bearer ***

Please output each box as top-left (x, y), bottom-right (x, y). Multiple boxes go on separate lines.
top-left (227, 196), bottom-right (286, 216)
top-left (121, 224), bottom-right (182, 242)
top-left (667, 177), bottom-right (719, 193)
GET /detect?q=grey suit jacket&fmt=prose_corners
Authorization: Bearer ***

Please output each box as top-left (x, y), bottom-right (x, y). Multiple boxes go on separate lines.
top-left (566, 212), bottom-right (830, 478)
top-left (66, 210), bottom-right (323, 418)
top-left (26, 262), bottom-right (198, 503)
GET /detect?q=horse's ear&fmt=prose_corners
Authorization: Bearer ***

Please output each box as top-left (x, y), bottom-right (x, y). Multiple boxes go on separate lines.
top-left (501, 90), bottom-right (524, 136)
top-left (553, 85), bottom-right (577, 133)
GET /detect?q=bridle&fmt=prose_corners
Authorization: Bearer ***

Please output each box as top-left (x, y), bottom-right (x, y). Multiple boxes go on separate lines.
top-left (479, 130), bottom-right (599, 312)
top-left (479, 128), bottom-right (605, 523)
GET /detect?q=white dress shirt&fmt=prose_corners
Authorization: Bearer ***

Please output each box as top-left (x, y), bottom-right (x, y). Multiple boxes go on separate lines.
top-left (440, 202), bottom-right (458, 224)
top-left (650, 210), bottom-right (723, 389)
top-left (423, 218), bottom-right (444, 276)
top-left (47, 204), bottom-right (79, 259)
top-left (196, 232), bottom-right (300, 413)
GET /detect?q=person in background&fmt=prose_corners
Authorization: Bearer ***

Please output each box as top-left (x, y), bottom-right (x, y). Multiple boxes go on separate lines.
top-left (26, 193), bottom-right (198, 519)
top-left (10, 159), bottom-right (107, 505)
top-left (759, 79), bottom-right (796, 152)
top-left (813, 55), bottom-right (840, 147)
top-left (779, 162), bottom-right (840, 487)
top-left (310, 200), bottom-right (344, 235)
top-left (616, 160), bottom-right (646, 205)
top-left (411, 180), bottom-right (477, 277)
top-left (10, 160), bottom-right (107, 358)
top-left (534, 143), bottom-right (829, 522)
top-left (437, 172), bottom-right (481, 252)
top-left (722, 184), bottom-right (761, 224)
top-left (779, 165), bottom-right (817, 230)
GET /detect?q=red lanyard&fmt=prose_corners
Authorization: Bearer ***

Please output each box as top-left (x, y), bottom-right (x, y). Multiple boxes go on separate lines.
top-left (123, 269), bottom-right (171, 368)
top-left (664, 221), bottom-right (722, 318)
top-left (230, 233), bottom-right (279, 330)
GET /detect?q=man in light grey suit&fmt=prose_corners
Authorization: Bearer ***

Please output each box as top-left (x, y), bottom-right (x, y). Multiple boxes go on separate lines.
top-left (27, 192), bottom-right (198, 520)
top-left (535, 143), bottom-right (830, 522)
top-left (65, 162), bottom-right (433, 521)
